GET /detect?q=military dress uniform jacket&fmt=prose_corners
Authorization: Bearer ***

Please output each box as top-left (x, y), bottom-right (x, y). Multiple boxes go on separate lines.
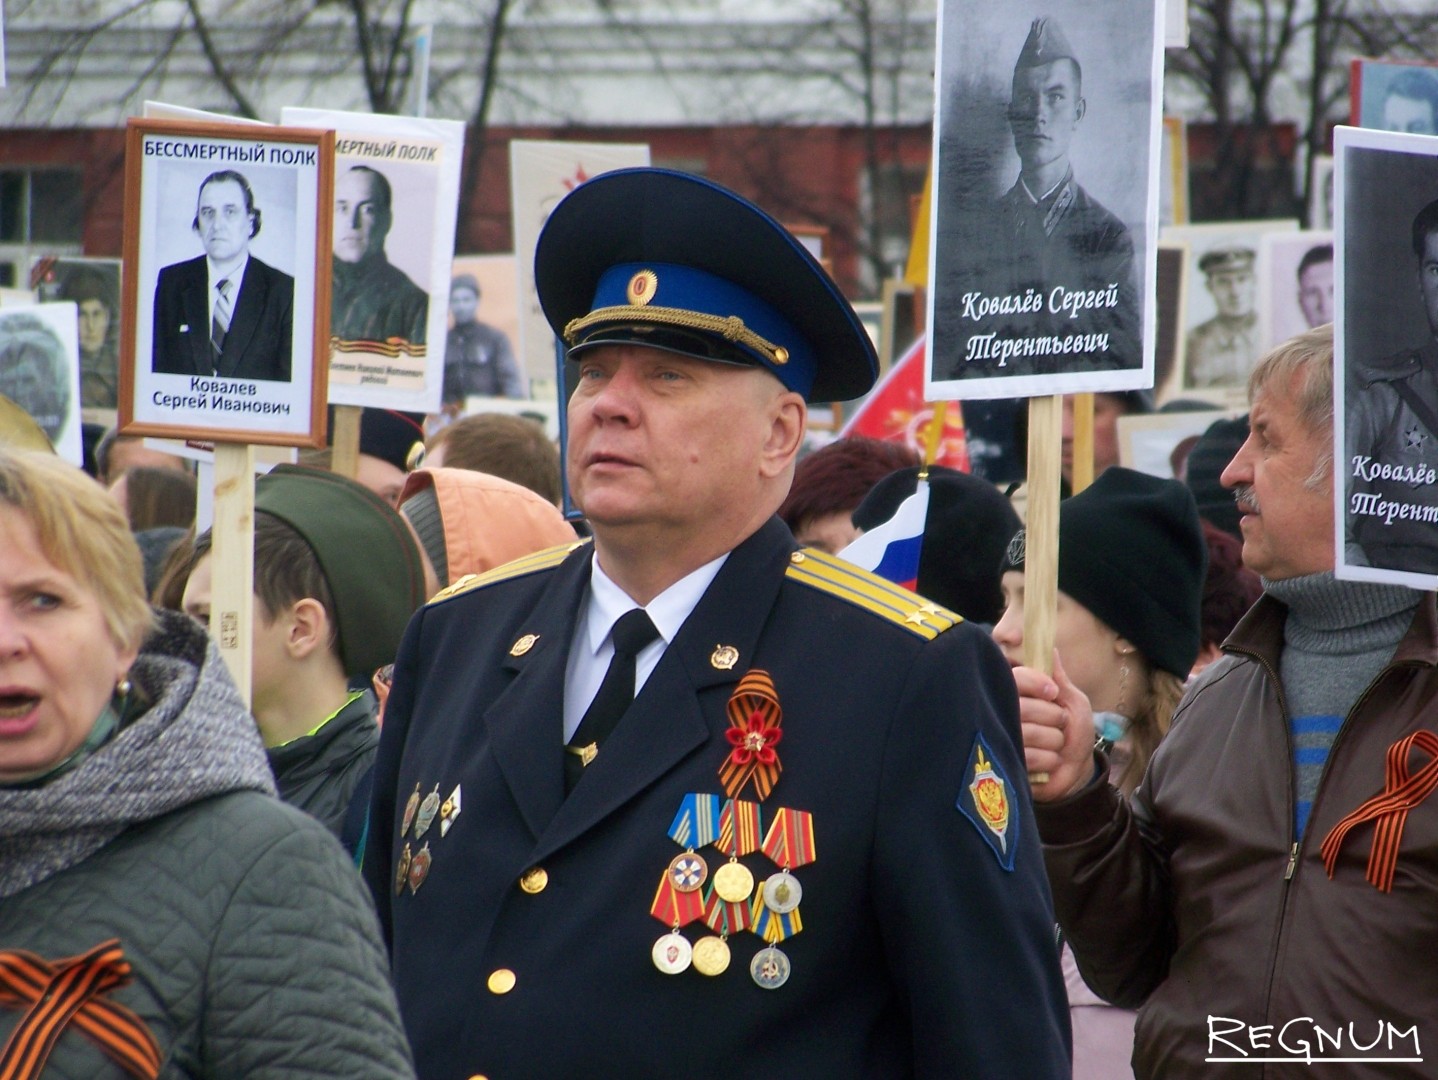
top-left (1346, 342), bottom-right (1438, 574)
top-left (364, 517), bottom-right (1070, 1080)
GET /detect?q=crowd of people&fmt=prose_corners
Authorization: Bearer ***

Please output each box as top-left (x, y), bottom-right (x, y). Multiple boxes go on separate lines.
top-left (0, 167), bottom-right (1431, 1080)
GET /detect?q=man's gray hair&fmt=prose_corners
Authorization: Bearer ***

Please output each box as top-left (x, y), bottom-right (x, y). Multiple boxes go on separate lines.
top-left (1248, 323), bottom-right (1333, 489)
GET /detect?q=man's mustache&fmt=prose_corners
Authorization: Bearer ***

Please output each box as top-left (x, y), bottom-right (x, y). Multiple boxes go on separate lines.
top-left (1233, 484), bottom-right (1259, 515)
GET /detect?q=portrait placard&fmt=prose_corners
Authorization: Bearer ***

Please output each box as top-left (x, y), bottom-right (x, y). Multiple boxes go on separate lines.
top-left (31, 256), bottom-right (122, 410)
top-left (282, 107), bottom-right (465, 414)
top-left (927, 0), bottom-right (1164, 401)
top-left (1333, 124), bottom-right (1438, 588)
top-left (1160, 219), bottom-right (1298, 405)
top-left (444, 253), bottom-right (527, 408)
top-left (0, 302), bottom-right (83, 465)
top-left (118, 117), bottom-right (333, 447)
top-left (1350, 58), bottom-right (1438, 136)
top-left (1258, 230), bottom-right (1334, 353)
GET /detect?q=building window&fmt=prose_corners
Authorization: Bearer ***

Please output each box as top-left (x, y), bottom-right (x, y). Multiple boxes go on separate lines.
top-left (0, 168), bottom-right (84, 246)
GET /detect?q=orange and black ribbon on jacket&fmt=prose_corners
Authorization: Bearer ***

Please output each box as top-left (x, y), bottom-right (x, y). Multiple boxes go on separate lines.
top-left (0, 939), bottom-right (161, 1080)
top-left (1321, 729), bottom-right (1438, 893)
top-left (719, 670), bottom-right (784, 801)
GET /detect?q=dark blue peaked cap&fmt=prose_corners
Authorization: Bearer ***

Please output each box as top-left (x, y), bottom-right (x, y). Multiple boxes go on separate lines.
top-left (534, 167), bottom-right (878, 403)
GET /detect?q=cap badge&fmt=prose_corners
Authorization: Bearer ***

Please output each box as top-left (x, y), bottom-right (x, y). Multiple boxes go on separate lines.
top-left (627, 269), bottom-right (658, 306)
top-left (1005, 529), bottom-right (1027, 569)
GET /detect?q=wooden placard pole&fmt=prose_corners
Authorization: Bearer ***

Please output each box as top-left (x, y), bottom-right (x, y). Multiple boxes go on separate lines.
top-left (211, 443), bottom-right (256, 708)
top-left (1024, 395), bottom-right (1063, 784)
top-left (331, 403), bottom-right (361, 479)
top-left (1071, 392), bottom-right (1095, 493)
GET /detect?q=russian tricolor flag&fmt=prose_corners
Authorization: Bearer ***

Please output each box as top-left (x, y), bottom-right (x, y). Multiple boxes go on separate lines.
top-left (836, 478), bottom-right (929, 591)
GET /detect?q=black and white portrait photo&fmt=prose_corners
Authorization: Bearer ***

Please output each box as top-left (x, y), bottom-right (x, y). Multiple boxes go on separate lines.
top-left (1352, 59), bottom-right (1438, 136)
top-left (927, 0), bottom-right (1162, 401)
top-left (151, 168), bottom-right (295, 382)
top-left (120, 118), bottom-right (333, 448)
top-left (1335, 124), bottom-right (1438, 588)
top-left (1258, 230), bottom-right (1334, 353)
top-left (33, 257), bottom-right (122, 410)
top-left (0, 304), bottom-right (83, 465)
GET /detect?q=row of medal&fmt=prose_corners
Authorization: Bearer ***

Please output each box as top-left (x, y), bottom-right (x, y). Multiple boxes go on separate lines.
top-left (394, 781), bottom-right (462, 896)
top-left (649, 793), bottom-right (815, 989)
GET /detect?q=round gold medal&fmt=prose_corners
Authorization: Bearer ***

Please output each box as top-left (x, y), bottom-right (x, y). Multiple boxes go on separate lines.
top-left (712, 861), bottom-right (755, 903)
top-left (691, 935), bottom-right (731, 976)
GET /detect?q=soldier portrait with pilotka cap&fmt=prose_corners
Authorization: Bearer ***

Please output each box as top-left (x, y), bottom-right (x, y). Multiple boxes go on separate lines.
top-left (929, 0), bottom-right (1162, 400)
top-left (363, 166), bottom-right (1070, 1078)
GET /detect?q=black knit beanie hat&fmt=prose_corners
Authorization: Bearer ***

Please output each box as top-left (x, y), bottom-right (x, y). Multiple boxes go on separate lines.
top-left (1185, 415), bottom-right (1249, 540)
top-left (853, 465), bottom-right (1022, 625)
top-left (1002, 466), bottom-right (1207, 678)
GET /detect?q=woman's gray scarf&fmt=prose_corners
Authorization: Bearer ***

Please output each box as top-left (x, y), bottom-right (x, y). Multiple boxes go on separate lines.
top-left (0, 610), bottom-right (276, 899)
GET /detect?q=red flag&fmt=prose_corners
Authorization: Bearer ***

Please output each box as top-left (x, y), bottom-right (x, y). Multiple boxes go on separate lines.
top-left (838, 335), bottom-right (968, 470)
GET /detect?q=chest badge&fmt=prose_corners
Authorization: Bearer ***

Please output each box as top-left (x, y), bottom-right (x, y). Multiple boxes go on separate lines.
top-left (711, 644), bottom-right (739, 670)
top-left (510, 633), bottom-right (540, 657)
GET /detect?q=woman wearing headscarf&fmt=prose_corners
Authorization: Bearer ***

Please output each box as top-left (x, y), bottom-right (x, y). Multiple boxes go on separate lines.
top-left (0, 448), bottom-right (413, 1078)
top-left (991, 466), bottom-right (1206, 1080)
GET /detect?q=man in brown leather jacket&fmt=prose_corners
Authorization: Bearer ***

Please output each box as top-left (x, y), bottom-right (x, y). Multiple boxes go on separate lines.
top-left (1017, 323), bottom-right (1438, 1078)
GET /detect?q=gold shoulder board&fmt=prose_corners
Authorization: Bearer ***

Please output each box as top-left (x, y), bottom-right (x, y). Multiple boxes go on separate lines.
top-left (785, 548), bottom-right (962, 641)
top-left (427, 540), bottom-right (588, 605)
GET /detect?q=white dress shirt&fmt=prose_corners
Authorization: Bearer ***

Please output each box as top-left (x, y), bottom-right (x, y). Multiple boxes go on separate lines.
top-left (562, 552), bottom-right (728, 742)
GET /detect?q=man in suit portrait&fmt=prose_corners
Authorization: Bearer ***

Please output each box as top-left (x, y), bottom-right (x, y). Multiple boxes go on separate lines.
top-left (152, 169), bottom-right (294, 382)
top-left (364, 168), bottom-right (1070, 1079)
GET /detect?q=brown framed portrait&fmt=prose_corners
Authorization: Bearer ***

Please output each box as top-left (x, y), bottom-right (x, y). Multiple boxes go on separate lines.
top-left (118, 117), bottom-right (334, 447)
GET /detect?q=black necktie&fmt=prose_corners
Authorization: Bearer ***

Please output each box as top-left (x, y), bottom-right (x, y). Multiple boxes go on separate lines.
top-left (565, 608), bottom-right (659, 793)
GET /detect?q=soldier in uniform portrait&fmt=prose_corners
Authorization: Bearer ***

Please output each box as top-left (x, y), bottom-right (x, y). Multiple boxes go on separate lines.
top-left (441, 273), bottom-right (525, 403)
top-left (330, 165), bottom-right (429, 348)
top-left (365, 168), bottom-right (1071, 1079)
top-left (1346, 197), bottom-right (1438, 574)
top-left (1185, 246), bottom-right (1258, 389)
top-left (939, 16), bottom-right (1140, 380)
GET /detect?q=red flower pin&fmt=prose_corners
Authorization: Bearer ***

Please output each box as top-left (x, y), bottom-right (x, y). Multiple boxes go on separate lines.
top-left (719, 671), bottom-right (783, 800)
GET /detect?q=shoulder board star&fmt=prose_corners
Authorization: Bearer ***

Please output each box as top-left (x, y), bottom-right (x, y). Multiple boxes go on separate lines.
top-left (785, 548), bottom-right (961, 640)
top-left (1405, 424), bottom-right (1429, 451)
top-left (428, 539), bottom-right (588, 606)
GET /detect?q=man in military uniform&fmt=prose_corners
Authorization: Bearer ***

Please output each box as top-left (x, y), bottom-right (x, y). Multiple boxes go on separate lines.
top-left (330, 165), bottom-right (429, 348)
top-left (441, 273), bottom-right (526, 403)
top-left (365, 168), bottom-right (1070, 1078)
top-left (938, 17), bottom-right (1139, 380)
top-left (1347, 197), bottom-right (1438, 574)
top-left (1185, 246), bottom-right (1258, 389)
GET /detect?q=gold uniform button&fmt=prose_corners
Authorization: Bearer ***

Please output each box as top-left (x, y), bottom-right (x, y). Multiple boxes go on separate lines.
top-left (468, 1075), bottom-right (490, 1080)
top-left (790, 551), bottom-right (806, 564)
top-left (487, 968), bottom-right (517, 994)
top-left (519, 867), bottom-right (548, 894)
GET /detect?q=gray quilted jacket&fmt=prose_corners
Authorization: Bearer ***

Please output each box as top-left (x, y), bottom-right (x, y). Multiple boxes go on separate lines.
top-left (0, 610), bottom-right (415, 1078)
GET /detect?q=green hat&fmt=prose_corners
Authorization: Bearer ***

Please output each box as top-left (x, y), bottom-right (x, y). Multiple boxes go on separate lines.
top-left (1015, 17), bottom-right (1077, 71)
top-left (255, 464), bottom-right (426, 678)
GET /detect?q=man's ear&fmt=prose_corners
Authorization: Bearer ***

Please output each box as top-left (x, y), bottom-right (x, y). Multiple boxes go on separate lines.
top-left (286, 597), bottom-right (333, 662)
top-left (759, 392), bottom-right (807, 480)
top-left (1075, 95), bottom-right (1087, 124)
